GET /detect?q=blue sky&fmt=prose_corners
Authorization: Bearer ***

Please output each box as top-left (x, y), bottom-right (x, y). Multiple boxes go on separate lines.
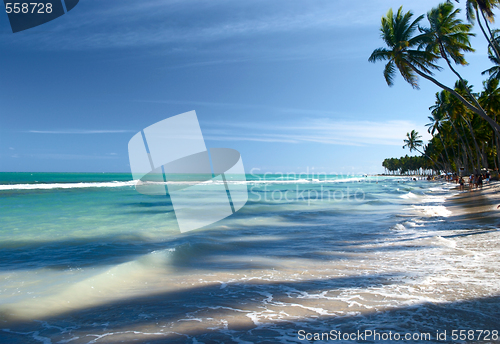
top-left (0, 0), bottom-right (495, 174)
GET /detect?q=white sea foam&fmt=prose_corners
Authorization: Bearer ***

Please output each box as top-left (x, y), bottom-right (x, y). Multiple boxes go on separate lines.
top-left (404, 220), bottom-right (424, 228)
top-left (0, 177), bottom-right (372, 191)
top-left (433, 236), bottom-right (457, 248)
top-left (421, 195), bottom-right (448, 203)
top-left (411, 205), bottom-right (452, 217)
top-left (0, 181), bottom-right (137, 191)
top-left (400, 192), bottom-right (419, 199)
top-left (392, 223), bottom-right (406, 231)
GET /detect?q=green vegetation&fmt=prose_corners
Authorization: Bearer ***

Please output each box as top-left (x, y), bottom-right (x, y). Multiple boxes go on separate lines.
top-left (371, 1), bottom-right (500, 175)
top-left (383, 156), bottom-right (433, 175)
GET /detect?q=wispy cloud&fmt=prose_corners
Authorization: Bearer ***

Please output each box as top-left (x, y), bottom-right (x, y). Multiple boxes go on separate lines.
top-left (204, 119), bottom-right (432, 146)
top-left (27, 153), bottom-right (120, 160)
top-left (134, 99), bottom-right (341, 116)
top-left (25, 130), bottom-right (134, 134)
top-left (1, 0), bottom-right (414, 51)
top-left (132, 99), bottom-right (431, 146)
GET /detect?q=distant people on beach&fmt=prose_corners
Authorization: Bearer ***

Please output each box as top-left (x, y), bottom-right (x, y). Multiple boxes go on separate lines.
top-left (424, 171), bottom-right (492, 190)
top-left (459, 177), bottom-right (465, 191)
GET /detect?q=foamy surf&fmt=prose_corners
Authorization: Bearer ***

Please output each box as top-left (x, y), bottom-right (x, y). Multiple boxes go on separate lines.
top-left (0, 181), bottom-right (137, 190)
top-left (0, 176), bottom-right (373, 191)
top-left (411, 205), bottom-right (452, 217)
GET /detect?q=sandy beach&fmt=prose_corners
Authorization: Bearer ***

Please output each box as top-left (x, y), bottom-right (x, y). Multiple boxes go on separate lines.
top-left (445, 180), bottom-right (500, 225)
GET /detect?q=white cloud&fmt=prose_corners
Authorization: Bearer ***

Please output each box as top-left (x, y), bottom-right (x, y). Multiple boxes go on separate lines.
top-left (25, 130), bottom-right (134, 134)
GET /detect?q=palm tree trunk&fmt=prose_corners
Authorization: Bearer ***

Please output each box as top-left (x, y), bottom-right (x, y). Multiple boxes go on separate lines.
top-left (482, 141), bottom-right (489, 170)
top-left (438, 152), bottom-right (449, 171)
top-left (448, 115), bottom-right (471, 171)
top-left (416, 147), bottom-right (444, 171)
top-left (457, 120), bottom-right (477, 172)
top-left (464, 144), bottom-right (470, 173)
top-left (446, 131), bottom-right (460, 171)
top-left (462, 115), bottom-right (484, 172)
top-left (434, 45), bottom-right (500, 172)
top-left (496, 133), bottom-right (500, 172)
top-left (477, 8), bottom-right (500, 62)
top-left (492, 138), bottom-right (498, 171)
top-left (437, 132), bottom-right (453, 170)
top-left (408, 62), bottom-right (500, 134)
top-left (439, 44), bottom-right (500, 137)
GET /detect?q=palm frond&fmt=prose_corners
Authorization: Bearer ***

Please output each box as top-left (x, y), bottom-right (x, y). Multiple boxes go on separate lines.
top-left (383, 60), bottom-right (397, 86)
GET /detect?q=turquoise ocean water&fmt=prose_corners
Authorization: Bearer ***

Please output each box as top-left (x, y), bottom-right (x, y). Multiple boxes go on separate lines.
top-left (0, 173), bottom-right (499, 343)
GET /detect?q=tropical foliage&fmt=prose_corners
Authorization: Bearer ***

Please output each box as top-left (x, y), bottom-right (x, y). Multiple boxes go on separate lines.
top-left (383, 155), bottom-right (432, 175)
top-left (372, 1), bottom-right (500, 175)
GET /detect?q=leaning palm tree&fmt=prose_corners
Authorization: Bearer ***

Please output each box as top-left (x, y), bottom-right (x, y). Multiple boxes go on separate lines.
top-left (421, 3), bottom-right (475, 79)
top-left (369, 3), bottom-right (500, 134)
top-left (421, 4), bottom-right (495, 128)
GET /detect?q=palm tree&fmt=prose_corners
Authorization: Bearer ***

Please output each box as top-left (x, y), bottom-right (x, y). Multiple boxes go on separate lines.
top-left (481, 54), bottom-right (500, 80)
top-left (404, 130), bottom-right (446, 171)
top-left (422, 3), bottom-right (474, 73)
top-left (427, 108), bottom-right (454, 171)
top-left (403, 130), bottom-right (425, 153)
top-left (453, 80), bottom-right (485, 171)
top-left (464, 0), bottom-right (500, 60)
top-left (430, 90), bottom-right (472, 171)
top-left (422, 4), bottom-right (488, 121)
top-left (482, 29), bottom-right (500, 80)
top-left (479, 77), bottom-right (500, 167)
top-left (368, 7), bottom-right (440, 89)
top-left (369, 3), bottom-right (500, 134)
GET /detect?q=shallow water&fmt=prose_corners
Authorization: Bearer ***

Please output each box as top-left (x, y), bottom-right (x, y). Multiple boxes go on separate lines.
top-left (0, 173), bottom-right (499, 343)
